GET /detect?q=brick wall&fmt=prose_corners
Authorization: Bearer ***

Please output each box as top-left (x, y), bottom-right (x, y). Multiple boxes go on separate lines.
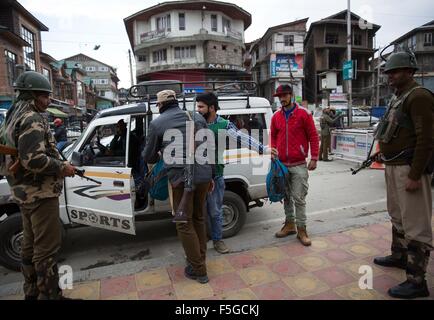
top-left (205, 41), bottom-right (242, 66)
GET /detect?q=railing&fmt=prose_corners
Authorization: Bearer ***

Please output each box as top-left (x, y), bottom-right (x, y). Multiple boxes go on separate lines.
top-left (224, 27), bottom-right (243, 41)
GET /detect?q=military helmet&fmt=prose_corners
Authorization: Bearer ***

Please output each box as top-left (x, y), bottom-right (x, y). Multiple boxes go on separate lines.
top-left (13, 71), bottom-right (52, 93)
top-left (384, 51), bottom-right (418, 73)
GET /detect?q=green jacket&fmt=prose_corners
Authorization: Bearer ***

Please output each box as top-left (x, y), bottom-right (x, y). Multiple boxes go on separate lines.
top-left (320, 113), bottom-right (336, 136)
top-left (208, 116), bottom-right (229, 177)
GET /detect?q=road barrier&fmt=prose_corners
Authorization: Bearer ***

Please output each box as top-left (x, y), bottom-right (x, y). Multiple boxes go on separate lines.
top-left (331, 129), bottom-right (374, 163)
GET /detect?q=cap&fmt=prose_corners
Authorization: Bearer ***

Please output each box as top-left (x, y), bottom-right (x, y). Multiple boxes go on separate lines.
top-left (157, 90), bottom-right (177, 104)
top-left (273, 84), bottom-right (293, 97)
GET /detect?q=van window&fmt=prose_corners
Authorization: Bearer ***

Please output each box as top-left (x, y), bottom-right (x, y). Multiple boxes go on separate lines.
top-left (80, 122), bottom-right (127, 167)
top-left (220, 113), bottom-right (267, 150)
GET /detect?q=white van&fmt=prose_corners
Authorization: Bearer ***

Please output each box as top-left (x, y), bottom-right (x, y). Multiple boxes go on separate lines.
top-left (0, 81), bottom-right (272, 271)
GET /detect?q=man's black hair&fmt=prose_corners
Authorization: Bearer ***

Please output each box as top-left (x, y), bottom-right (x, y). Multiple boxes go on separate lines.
top-left (196, 92), bottom-right (219, 111)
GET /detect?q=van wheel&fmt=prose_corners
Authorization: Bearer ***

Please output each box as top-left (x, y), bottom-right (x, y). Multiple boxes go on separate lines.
top-left (0, 213), bottom-right (23, 272)
top-left (0, 213), bottom-right (67, 272)
top-left (222, 191), bottom-right (247, 239)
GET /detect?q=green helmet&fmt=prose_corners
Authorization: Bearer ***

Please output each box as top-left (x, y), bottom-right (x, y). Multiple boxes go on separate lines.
top-left (384, 51), bottom-right (418, 73)
top-left (13, 71), bottom-right (52, 93)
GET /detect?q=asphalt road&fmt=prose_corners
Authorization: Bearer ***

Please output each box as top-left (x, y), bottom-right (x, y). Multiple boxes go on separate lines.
top-left (0, 158), bottom-right (393, 293)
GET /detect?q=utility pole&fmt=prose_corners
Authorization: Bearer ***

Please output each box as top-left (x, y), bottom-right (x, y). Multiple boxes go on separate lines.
top-left (376, 46), bottom-right (381, 107)
top-left (128, 49), bottom-right (134, 87)
top-left (347, 0), bottom-right (353, 127)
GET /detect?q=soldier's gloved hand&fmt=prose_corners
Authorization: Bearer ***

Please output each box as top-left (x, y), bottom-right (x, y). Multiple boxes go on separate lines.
top-left (62, 162), bottom-right (76, 177)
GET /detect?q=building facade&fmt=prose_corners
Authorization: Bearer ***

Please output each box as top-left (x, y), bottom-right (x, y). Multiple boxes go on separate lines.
top-left (304, 11), bottom-right (380, 107)
top-left (124, 0), bottom-right (251, 87)
top-left (62, 54), bottom-right (120, 110)
top-left (250, 18), bottom-right (308, 107)
top-left (391, 20), bottom-right (434, 92)
top-left (0, 0), bottom-right (49, 109)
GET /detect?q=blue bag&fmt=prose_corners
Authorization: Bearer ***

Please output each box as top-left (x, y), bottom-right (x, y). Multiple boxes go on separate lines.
top-left (147, 159), bottom-right (169, 201)
top-left (266, 159), bottom-right (289, 203)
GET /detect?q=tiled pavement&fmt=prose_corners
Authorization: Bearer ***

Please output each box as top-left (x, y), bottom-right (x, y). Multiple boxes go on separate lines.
top-left (2, 220), bottom-right (434, 300)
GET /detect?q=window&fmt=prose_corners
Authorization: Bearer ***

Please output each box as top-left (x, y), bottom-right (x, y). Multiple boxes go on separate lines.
top-left (222, 17), bottom-right (231, 32)
top-left (353, 33), bottom-right (362, 46)
top-left (21, 26), bottom-right (36, 70)
top-left (138, 55), bottom-right (147, 62)
top-left (408, 35), bottom-right (416, 50)
top-left (42, 68), bottom-right (50, 79)
top-left (99, 66), bottom-right (109, 72)
top-left (179, 13), bottom-right (185, 31)
top-left (220, 113), bottom-right (268, 150)
top-left (152, 49), bottom-right (167, 63)
top-left (325, 33), bottom-right (339, 44)
top-left (222, 45), bottom-right (227, 51)
top-left (4, 50), bottom-right (17, 86)
top-left (424, 33), bottom-right (433, 46)
top-left (174, 46), bottom-right (196, 59)
top-left (211, 15), bottom-right (218, 32)
top-left (100, 79), bottom-right (109, 85)
top-left (157, 14), bottom-right (171, 31)
top-left (100, 91), bottom-right (105, 96)
top-left (284, 35), bottom-right (294, 47)
top-left (86, 66), bottom-right (96, 72)
top-left (80, 122), bottom-right (128, 167)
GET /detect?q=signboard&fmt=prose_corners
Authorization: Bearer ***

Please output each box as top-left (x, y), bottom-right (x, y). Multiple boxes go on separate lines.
top-left (270, 54), bottom-right (303, 77)
top-left (343, 60), bottom-right (353, 80)
top-left (331, 130), bottom-right (374, 162)
top-left (207, 63), bottom-right (245, 72)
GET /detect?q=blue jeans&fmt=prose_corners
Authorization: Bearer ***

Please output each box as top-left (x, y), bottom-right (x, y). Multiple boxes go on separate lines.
top-left (206, 176), bottom-right (225, 241)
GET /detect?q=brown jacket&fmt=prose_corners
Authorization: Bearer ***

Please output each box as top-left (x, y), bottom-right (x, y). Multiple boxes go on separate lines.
top-left (380, 80), bottom-right (434, 180)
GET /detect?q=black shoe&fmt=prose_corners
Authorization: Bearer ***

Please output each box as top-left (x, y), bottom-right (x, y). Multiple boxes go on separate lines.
top-left (373, 255), bottom-right (407, 270)
top-left (184, 265), bottom-right (209, 284)
top-left (388, 280), bottom-right (430, 299)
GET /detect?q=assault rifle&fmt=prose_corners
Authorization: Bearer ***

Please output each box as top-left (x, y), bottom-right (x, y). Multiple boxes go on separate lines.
top-left (59, 152), bottom-right (101, 184)
top-left (351, 139), bottom-right (377, 175)
top-left (0, 144), bottom-right (20, 174)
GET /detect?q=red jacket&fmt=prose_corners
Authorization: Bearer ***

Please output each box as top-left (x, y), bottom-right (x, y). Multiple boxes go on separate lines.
top-left (270, 104), bottom-right (319, 166)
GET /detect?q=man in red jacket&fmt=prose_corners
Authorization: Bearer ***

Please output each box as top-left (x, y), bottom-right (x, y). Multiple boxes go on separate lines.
top-left (270, 84), bottom-right (320, 246)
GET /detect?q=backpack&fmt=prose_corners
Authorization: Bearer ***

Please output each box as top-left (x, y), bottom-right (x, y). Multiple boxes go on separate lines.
top-left (266, 159), bottom-right (289, 203)
top-left (146, 158), bottom-right (169, 201)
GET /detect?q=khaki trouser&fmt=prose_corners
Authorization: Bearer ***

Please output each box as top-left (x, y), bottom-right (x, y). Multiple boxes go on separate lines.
top-left (319, 134), bottom-right (331, 160)
top-left (284, 164), bottom-right (309, 227)
top-left (20, 197), bottom-right (62, 299)
top-left (385, 165), bottom-right (433, 248)
top-left (172, 182), bottom-right (210, 276)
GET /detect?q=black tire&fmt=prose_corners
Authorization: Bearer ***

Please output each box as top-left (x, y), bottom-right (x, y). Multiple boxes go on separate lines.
top-left (0, 213), bottom-right (23, 272)
top-left (221, 191), bottom-right (247, 239)
top-left (0, 213), bottom-right (67, 272)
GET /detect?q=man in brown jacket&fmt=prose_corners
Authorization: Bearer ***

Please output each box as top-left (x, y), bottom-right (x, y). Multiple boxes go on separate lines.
top-left (373, 51), bottom-right (434, 299)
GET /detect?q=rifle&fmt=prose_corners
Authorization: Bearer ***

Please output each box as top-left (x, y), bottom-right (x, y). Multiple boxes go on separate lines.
top-left (351, 139), bottom-right (377, 175)
top-left (0, 144), bottom-right (20, 174)
top-left (59, 152), bottom-right (102, 185)
top-left (172, 96), bottom-right (196, 223)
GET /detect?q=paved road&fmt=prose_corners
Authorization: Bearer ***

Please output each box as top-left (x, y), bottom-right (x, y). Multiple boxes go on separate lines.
top-left (0, 158), bottom-right (392, 293)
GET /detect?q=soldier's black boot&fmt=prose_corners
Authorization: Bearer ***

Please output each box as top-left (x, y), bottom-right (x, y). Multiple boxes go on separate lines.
top-left (21, 259), bottom-right (39, 300)
top-left (374, 226), bottom-right (407, 269)
top-left (388, 240), bottom-right (430, 299)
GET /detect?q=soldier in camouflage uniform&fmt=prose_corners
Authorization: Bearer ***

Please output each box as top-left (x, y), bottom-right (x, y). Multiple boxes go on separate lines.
top-left (373, 52), bottom-right (434, 299)
top-left (3, 71), bottom-right (76, 300)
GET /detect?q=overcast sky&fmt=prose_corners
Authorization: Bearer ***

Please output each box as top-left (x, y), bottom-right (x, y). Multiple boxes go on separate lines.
top-left (20, 0), bottom-right (434, 88)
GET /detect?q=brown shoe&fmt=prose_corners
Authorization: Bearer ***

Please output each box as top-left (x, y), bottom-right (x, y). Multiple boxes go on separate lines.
top-left (297, 226), bottom-right (312, 246)
top-left (275, 221), bottom-right (297, 238)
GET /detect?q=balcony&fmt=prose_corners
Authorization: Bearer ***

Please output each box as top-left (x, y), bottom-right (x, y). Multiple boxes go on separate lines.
top-left (224, 28), bottom-right (243, 41)
top-left (140, 29), bottom-right (168, 43)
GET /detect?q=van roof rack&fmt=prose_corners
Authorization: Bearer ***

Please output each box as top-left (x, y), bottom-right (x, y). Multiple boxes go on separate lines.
top-left (128, 80), bottom-right (258, 111)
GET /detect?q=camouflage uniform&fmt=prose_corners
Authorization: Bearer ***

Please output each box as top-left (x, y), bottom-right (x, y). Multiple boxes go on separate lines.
top-left (4, 99), bottom-right (66, 299)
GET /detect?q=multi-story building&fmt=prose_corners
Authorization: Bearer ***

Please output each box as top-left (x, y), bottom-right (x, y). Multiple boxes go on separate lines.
top-left (124, 0), bottom-right (251, 87)
top-left (250, 18), bottom-right (308, 106)
top-left (0, 0), bottom-right (49, 109)
top-left (62, 54), bottom-right (120, 110)
top-left (391, 20), bottom-right (434, 92)
top-left (304, 10), bottom-right (380, 106)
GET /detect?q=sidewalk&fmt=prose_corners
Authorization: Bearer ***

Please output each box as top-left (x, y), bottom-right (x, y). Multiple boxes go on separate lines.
top-left (2, 220), bottom-right (434, 300)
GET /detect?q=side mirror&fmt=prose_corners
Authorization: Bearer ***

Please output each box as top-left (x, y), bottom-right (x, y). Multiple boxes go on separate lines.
top-left (71, 151), bottom-right (83, 167)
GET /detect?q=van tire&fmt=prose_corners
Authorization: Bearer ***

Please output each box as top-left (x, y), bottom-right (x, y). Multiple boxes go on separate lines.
top-left (221, 191), bottom-right (247, 239)
top-left (0, 213), bottom-right (23, 272)
top-left (0, 213), bottom-right (67, 272)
